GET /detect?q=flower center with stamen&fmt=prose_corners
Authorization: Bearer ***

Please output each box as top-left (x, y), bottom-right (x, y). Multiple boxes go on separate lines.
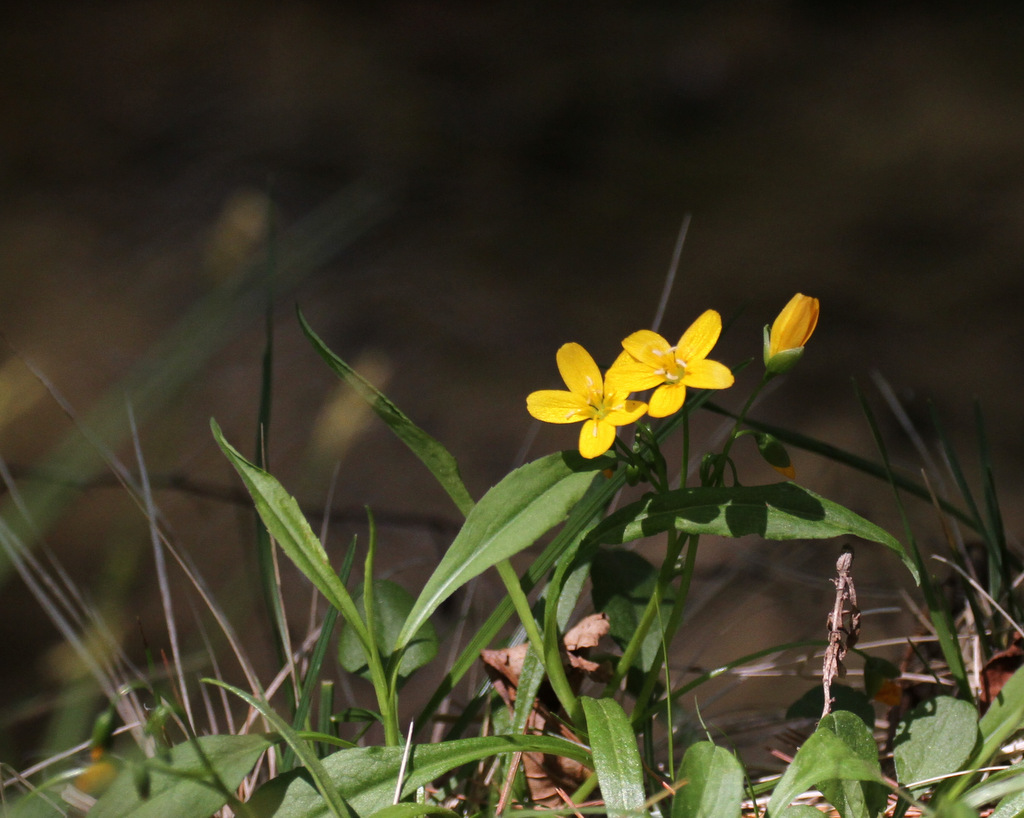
top-left (653, 346), bottom-right (686, 383)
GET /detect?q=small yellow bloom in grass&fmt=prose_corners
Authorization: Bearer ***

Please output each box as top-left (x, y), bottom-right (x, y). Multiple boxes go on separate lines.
top-left (765, 293), bottom-right (819, 374)
top-left (527, 343), bottom-right (648, 458)
top-left (615, 309), bottom-right (735, 418)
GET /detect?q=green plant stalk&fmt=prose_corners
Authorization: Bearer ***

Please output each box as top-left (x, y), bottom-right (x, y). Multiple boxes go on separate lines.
top-left (363, 510), bottom-right (402, 747)
top-left (495, 559), bottom-right (581, 724)
top-left (716, 372), bottom-right (770, 480)
top-left (282, 605), bottom-right (340, 769)
top-left (630, 533), bottom-right (699, 726)
top-left (603, 528), bottom-right (688, 698)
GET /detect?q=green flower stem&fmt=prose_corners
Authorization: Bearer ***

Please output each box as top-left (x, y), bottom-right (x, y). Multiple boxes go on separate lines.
top-left (602, 528), bottom-right (689, 698)
top-left (363, 512), bottom-right (401, 747)
top-left (630, 533), bottom-right (699, 726)
top-left (495, 559), bottom-right (581, 724)
top-left (715, 371), bottom-right (771, 482)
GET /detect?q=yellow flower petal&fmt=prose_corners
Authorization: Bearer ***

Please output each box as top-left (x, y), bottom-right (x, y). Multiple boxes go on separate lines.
top-left (682, 359), bottom-right (735, 390)
top-left (621, 330), bottom-right (673, 369)
top-left (676, 309), bottom-right (722, 361)
top-left (578, 418), bottom-right (616, 458)
top-left (768, 294), bottom-right (819, 358)
top-left (604, 399), bottom-right (649, 425)
top-left (556, 342), bottom-right (603, 398)
top-left (648, 383), bottom-right (686, 417)
top-left (526, 390), bottom-right (589, 423)
top-left (606, 350), bottom-right (665, 392)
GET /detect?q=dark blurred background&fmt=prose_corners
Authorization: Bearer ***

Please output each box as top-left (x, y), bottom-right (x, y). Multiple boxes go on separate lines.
top-left (2, 1), bottom-right (1024, 769)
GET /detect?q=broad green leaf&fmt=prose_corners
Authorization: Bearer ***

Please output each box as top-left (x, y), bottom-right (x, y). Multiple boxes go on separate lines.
top-left (592, 549), bottom-right (672, 673)
top-left (247, 735), bottom-right (592, 817)
top-left (943, 665), bottom-right (1024, 803)
top-left (338, 580), bottom-right (438, 683)
top-left (89, 734), bottom-right (273, 818)
top-left (212, 421), bottom-right (366, 636)
top-left (766, 726), bottom-right (884, 818)
top-left (671, 741), bottom-right (743, 818)
top-left (396, 453), bottom-right (599, 650)
top-left (586, 482), bottom-right (917, 582)
top-left (893, 696), bottom-right (979, 792)
top-left (298, 308), bottom-right (474, 517)
top-left (816, 711), bottom-right (888, 818)
top-left (581, 697), bottom-right (645, 818)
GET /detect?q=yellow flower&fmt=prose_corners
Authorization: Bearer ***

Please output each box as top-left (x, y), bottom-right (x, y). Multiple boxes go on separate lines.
top-left (527, 343), bottom-right (648, 458)
top-left (614, 309), bottom-right (735, 418)
top-left (764, 293), bottom-right (819, 374)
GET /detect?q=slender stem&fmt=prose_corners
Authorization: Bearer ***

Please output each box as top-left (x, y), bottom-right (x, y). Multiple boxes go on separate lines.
top-left (716, 371), bottom-right (771, 482)
top-left (631, 533), bottom-right (699, 725)
top-left (603, 528), bottom-right (688, 697)
top-left (495, 559), bottom-right (580, 723)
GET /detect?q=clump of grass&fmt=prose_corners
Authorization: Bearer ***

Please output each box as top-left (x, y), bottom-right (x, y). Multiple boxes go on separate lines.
top-left (3, 215), bottom-right (1024, 818)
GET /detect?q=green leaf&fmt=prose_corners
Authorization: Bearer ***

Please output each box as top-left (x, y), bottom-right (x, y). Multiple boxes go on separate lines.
top-left (965, 760), bottom-right (1024, 813)
top-left (247, 735), bottom-right (592, 817)
top-left (586, 482), bottom-right (917, 582)
top-left (671, 741), bottom-right (744, 818)
top-left (816, 712), bottom-right (888, 818)
top-left (89, 734), bottom-right (273, 818)
top-left (581, 697), bottom-right (645, 818)
top-left (766, 726), bottom-right (885, 818)
top-left (338, 579), bottom-right (438, 683)
top-left (944, 665), bottom-right (1024, 803)
top-left (212, 420), bottom-right (365, 631)
top-left (298, 308), bottom-right (474, 517)
top-left (592, 549), bottom-right (672, 673)
top-left (396, 452), bottom-right (599, 651)
top-left (893, 697), bottom-right (979, 793)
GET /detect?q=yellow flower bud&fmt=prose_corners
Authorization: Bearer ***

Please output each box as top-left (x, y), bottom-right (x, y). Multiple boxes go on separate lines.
top-left (764, 293), bottom-right (819, 374)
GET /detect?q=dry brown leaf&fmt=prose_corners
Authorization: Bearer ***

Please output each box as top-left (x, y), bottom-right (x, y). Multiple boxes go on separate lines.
top-left (480, 613), bottom-right (612, 807)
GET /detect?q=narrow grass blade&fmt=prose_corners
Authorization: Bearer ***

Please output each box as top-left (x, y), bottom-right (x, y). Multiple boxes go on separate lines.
top-left (703, 402), bottom-right (978, 532)
top-left (297, 308), bottom-right (474, 517)
top-left (854, 381), bottom-right (970, 697)
top-left (581, 697), bottom-right (646, 818)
